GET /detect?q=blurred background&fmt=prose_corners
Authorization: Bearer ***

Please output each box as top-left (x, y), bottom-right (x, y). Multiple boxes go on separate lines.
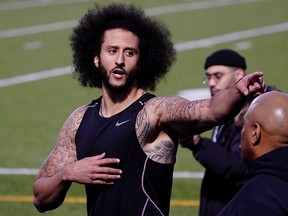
top-left (1, 0), bottom-right (288, 215)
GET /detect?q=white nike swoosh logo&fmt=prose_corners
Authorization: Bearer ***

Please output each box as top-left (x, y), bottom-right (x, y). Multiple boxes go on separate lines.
top-left (116, 119), bottom-right (131, 126)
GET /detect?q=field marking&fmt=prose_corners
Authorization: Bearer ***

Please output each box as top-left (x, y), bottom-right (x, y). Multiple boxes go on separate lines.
top-left (0, 0), bottom-right (263, 12)
top-left (171, 199), bottom-right (200, 207)
top-left (0, 0), bottom-right (93, 11)
top-left (145, 0), bottom-right (263, 16)
top-left (0, 168), bottom-right (39, 175)
top-left (0, 195), bottom-right (86, 203)
top-left (1, 21), bottom-right (288, 88)
top-left (0, 195), bottom-right (199, 206)
top-left (0, 66), bottom-right (72, 87)
top-left (175, 22), bottom-right (288, 51)
top-left (0, 0), bottom-right (264, 39)
top-left (0, 20), bottom-right (78, 39)
top-left (0, 168), bottom-right (204, 179)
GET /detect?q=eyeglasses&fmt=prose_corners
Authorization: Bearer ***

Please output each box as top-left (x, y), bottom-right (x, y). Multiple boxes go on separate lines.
top-left (202, 72), bottom-right (225, 85)
top-left (202, 68), bottom-right (237, 85)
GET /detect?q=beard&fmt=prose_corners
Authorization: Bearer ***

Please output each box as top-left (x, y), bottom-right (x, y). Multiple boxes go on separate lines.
top-left (99, 63), bottom-right (138, 93)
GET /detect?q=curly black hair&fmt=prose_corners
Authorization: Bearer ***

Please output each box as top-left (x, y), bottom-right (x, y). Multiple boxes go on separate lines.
top-left (70, 3), bottom-right (176, 91)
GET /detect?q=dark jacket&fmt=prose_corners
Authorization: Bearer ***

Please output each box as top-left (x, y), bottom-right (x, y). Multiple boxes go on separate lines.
top-left (218, 147), bottom-right (288, 216)
top-left (189, 85), bottom-right (278, 216)
top-left (192, 120), bottom-right (246, 216)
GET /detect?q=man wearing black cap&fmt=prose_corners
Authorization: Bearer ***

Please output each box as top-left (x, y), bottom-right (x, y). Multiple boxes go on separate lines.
top-left (203, 49), bottom-right (247, 97)
top-left (180, 49), bottom-right (258, 216)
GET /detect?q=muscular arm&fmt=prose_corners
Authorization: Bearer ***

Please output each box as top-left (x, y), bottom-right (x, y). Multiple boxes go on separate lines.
top-left (33, 105), bottom-right (122, 212)
top-left (142, 72), bottom-right (263, 136)
top-left (33, 105), bottom-right (87, 212)
top-left (136, 72), bottom-right (263, 163)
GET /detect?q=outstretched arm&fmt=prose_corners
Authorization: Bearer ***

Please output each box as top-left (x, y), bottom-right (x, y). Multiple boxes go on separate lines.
top-left (141, 72), bottom-right (264, 136)
top-left (33, 105), bottom-right (122, 212)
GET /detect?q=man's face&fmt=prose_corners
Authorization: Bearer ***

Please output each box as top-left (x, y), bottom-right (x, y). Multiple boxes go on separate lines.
top-left (94, 28), bottom-right (140, 91)
top-left (204, 65), bottom-right (243, 96)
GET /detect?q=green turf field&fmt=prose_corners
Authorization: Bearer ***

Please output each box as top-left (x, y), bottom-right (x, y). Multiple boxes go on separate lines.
top-left (1, 0), bottom-right (288, 215)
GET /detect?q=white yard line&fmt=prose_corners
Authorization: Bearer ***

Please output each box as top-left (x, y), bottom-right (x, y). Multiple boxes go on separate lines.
top-left (173, 171), bottom-right (204, 179)
top-left (0, 168), bottom-right (204, 178)
top-left (0, 0), bottom-right (264, 39)
top-left (0, 66), bottom-right (72, 87)
top-left (0, 0), bottom-right (93, 11)
top-left (174, 22), bottom-right (288, 51)
top-left (0, 20), bottom-right (78, 39)
top-left (0, 0), bottom-right (263, 12)
top-left (1, 22), bottom-right (288, 88)
top-left (0, 168), bottom-right (39, 175)
top-left (145, 0), bottom-right (264, 16)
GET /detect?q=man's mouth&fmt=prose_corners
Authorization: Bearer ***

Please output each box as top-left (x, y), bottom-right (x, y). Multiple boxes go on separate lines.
top-left (113, 69), bottom-right (125, 75)
top-left (210, 89), bottom-right (218, 96)
top-left (112, 69), bottom-right (126, 78)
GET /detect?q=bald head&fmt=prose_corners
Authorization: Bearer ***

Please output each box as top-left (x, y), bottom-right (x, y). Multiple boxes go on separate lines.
top-left (241, 91), bottom-right (288, 163)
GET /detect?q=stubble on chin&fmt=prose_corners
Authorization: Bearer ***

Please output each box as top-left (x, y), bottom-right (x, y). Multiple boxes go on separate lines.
top-left (99, 64), bottom-right (138, 92)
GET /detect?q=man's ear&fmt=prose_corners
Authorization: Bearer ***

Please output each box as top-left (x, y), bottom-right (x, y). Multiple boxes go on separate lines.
top-left (94, 55), bottom-right (99, 68)
top-left (235, 68), bottom-right (245, 81)
top-left (252, 123), bottom-right (261, 146)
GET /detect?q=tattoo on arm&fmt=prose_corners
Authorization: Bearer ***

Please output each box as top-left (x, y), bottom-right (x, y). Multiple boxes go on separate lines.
top-left (143, 140), bottom-right (176, 164)
top-left (155, 96), bottom-right (214, 134)
top-left (136, 108), bottom-right (151, 147)
top-left (136, 96), bottom-right (214, 163)
top-left (38, 106), bottom-right (87, 178)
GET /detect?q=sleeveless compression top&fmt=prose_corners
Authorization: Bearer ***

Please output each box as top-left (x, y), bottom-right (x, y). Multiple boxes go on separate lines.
top-left (76, 93), bottom-right (174, 216)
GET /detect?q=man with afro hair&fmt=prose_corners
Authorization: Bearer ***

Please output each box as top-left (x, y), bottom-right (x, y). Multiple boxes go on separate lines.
top-left (33, 4), bottom-right (264, 216)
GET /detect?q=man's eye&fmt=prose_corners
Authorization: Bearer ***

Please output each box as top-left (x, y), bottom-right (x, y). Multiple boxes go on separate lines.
top-left (214, 73), bottom-right (223, 80)
top-left (206, 75), bottom-right (212, 80)
top-left (108, 49), bottom-right (117, 54)
top-left (125, 50), bottom-right (134, 56)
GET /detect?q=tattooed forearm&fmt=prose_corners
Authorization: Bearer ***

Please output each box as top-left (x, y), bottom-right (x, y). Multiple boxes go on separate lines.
top-left (40, 145), bottom-right (75, 178)
top-left (165, 97), bottom-right (207, 120)
top-left (41, 160), bottom-right (63, 177)
top-left (152, 96), bottom-right (216, 134)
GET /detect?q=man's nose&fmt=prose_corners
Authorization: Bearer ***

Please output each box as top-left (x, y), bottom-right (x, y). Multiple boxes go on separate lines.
top-left (207, 77), bottom-right (217, 87)
top-left (115, 53), bottom-right (125, 67)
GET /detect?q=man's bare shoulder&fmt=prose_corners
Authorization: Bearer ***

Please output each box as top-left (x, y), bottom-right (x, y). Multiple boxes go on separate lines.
top-left (70, 104), bottom-right (90, 117)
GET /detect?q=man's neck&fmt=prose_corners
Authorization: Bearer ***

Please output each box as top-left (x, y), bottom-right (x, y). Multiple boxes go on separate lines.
top-left (100, 87), bottom-right (145, 117)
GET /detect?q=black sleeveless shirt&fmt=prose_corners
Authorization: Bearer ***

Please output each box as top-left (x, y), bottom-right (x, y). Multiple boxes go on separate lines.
top-left (76, 93), bottom-right (174, 216)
